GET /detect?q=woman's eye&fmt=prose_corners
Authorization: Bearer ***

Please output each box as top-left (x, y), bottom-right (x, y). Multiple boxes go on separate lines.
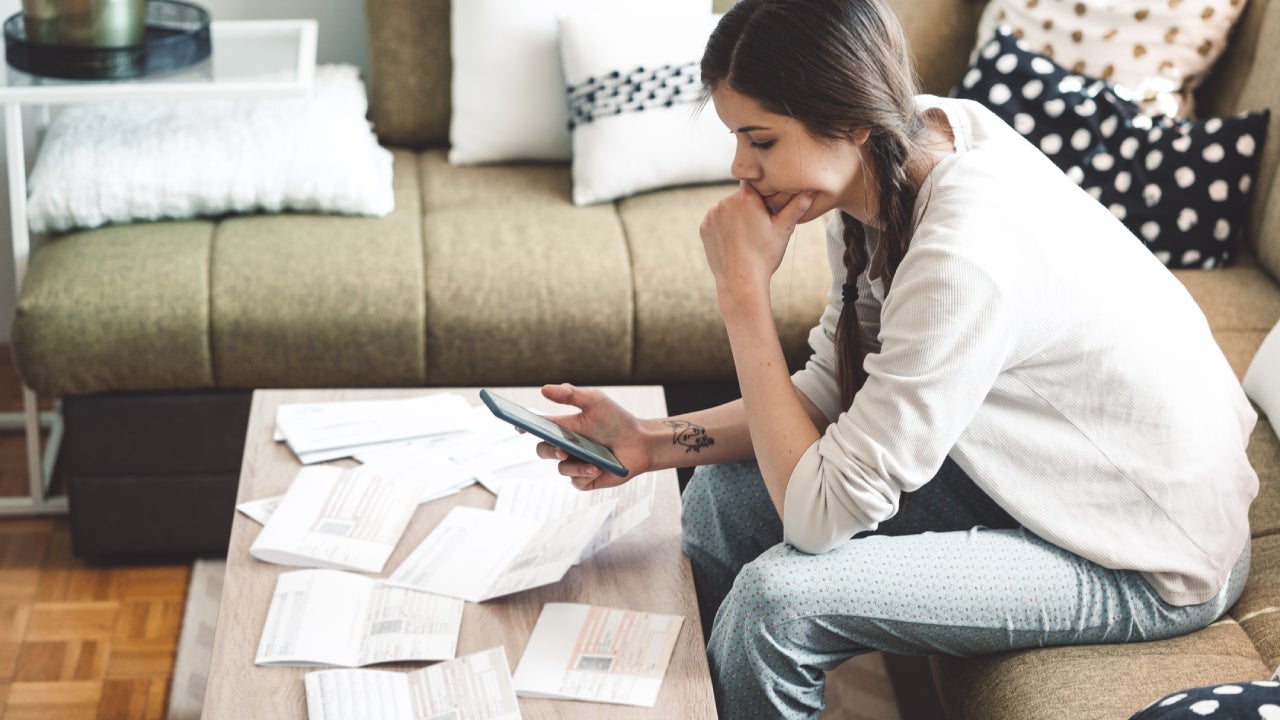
top-left (751, 140), bottom-right (774, 150)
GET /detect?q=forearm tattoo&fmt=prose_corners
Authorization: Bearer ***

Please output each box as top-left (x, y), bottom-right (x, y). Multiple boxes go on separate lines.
top-left (665, 420), bottom-right (715, 453)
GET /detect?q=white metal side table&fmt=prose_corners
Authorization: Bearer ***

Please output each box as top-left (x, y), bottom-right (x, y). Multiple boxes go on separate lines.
top-left (0, 19), bottom-right (317, 515)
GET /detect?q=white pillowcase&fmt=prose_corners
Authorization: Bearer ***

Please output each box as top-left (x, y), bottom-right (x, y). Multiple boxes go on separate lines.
top-left (449, 0), bottom-right (709, 166)
top-left (1244, 319), bottom-right (1280, 437)
top-left (558, 11), bottom-right (733, 206)
top-left (26, 64), bottom-right (394, 234)
top-left (973, 0), bottom-right (1246, 117)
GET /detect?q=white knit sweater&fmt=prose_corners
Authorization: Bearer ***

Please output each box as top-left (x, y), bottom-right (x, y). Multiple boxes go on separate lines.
top-left (786, 96), bottom-right (1257, 606)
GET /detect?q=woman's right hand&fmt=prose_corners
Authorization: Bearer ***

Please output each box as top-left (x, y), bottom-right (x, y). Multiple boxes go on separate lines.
top-left (534, 383), bottom-right (653, 491)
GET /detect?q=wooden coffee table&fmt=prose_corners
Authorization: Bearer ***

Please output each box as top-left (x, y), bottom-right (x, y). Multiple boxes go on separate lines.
top-left (201, 386), bottom-right (716, 718)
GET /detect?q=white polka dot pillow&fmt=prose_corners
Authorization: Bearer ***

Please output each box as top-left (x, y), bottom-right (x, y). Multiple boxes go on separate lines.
top-left (973, 0), bottom-right (1247, 117)
top-left (1128, 680), bottom-right (1280, 718)
top-left (954, 29), bottom-right (1270, 269)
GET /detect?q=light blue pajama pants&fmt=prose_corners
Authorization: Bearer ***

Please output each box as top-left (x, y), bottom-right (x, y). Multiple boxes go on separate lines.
top-left (680, 460), bottom-right (1250, 719)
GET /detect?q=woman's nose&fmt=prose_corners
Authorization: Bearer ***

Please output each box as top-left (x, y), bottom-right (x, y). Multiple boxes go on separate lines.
top-left (731, 146), bottom-right (760, 182)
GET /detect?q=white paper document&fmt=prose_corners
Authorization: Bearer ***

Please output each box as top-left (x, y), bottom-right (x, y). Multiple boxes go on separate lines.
top-left (256, 569), bottom-right (464, 668)
top-left (494, 473), bottom-right (655, 561)
top-left (236, 495), bottom-right (282, 525)
top-left (386, 504), bottom-right (614, 602)
top-left (275, 394), bottom-right (477, 462)
top-left (355, 445), bottom-right (480, 504)
top-left (304, 646), bottom-right (522, 720)
top-left (250, 465), bottom-right (423, 573)
top-left (512, 603), bottom-right (685, 707)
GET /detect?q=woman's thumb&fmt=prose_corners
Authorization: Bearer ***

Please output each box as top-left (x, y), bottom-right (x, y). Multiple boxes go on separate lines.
top-left (541, 382), bottom-right (579, 407)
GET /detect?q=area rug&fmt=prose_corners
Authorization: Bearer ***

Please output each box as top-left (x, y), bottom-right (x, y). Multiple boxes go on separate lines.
top-left (166, 558), bottom-right (226, 720)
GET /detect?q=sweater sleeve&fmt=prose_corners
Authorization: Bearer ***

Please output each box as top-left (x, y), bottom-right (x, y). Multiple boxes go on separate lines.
top-left (783, 241), bottom-right (1014, 553)
top-left (791, 215), bottom-right (885, 422)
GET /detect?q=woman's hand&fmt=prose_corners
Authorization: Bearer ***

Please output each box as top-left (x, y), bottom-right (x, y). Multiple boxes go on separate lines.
top-left (699, 183), bottom-right (816, 305)
top-left (533, 383), bottom-right (653, 491)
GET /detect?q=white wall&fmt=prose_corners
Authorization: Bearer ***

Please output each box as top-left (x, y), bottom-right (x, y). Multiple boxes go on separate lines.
top-left (0, 0), bottom-right (369, 341)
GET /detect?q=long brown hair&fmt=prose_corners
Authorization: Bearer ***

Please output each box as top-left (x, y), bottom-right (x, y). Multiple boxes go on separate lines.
top-left (702, 0), bottom-right (929, 409)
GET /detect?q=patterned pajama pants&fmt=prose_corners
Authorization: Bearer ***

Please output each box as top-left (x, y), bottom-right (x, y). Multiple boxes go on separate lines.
top-left (680, 460), bottom-right (1251, 719)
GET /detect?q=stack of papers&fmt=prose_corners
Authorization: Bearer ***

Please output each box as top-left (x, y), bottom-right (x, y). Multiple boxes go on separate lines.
top-left (256, 569), bottom-right (464, 668)
top-left (495, 473), bottom-right (656, 562)
top-left (274, 394), bottom-right (483, 464)
top-left (305, 646), bottom-right (521, 720)
top-left (512, 603), bottom-right (684, 708)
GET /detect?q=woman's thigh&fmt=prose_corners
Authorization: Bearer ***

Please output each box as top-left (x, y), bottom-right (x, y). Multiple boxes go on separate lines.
top-left (714, 526), bottom-right (1250, 661)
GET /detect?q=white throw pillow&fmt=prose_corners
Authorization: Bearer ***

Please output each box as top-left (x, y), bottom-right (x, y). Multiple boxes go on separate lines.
top-left (972, 0), bottom-right (1246, 117)
top-left (1244, 319), bottom-right (1280, 435)
top-left (26, 64), bottom-right (393, 234)
top-left (449, 0), bottom-right (709, 165)
top-left (558, 11), bottom-right (733, 206)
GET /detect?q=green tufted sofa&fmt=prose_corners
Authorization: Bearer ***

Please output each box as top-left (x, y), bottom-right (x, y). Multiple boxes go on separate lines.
top-left (10, 0), bottom-right (1280, 715)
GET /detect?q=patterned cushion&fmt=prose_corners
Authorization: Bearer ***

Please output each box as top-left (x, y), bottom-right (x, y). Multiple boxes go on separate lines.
top-left (973, 0), bottom-right (1247, 117)
top-left (954, 28), bottom-right (1270, 269)
top-left (1128, 680), bottom-right (1280, 718)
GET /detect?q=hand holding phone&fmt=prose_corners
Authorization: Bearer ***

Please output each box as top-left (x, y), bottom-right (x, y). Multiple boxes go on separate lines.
top-left (479, 389), bottom-right (629, 478)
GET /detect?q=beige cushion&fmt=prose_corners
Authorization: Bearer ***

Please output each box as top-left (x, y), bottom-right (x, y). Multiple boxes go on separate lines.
top-left (1248, 416), bottom-right (1280, 537)
top-left (210, 150), bottom-right (426, 389)
top-left (418, 150), bottom-right (574, 213)
top-left (932, 622), bottom-right (1272, 720)
top-left (363, 0), bottom-right (450, 148)
top-left (1230, 533), bottom-right (1280, 669)
top-left (618, 184), bottom-right (830, 382)
top-left (12, 221), bottom-right (215, 396)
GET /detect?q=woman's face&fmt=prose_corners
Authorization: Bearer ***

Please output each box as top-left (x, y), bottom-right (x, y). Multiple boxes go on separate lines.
top-left (710, 85), bottom-right (874, 225)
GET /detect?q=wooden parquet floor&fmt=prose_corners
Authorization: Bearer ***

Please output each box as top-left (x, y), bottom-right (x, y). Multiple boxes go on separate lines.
top-left (0, 347), bottom-right (190, 720)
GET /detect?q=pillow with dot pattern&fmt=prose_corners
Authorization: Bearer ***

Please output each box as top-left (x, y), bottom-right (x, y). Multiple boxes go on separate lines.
top-left (973, 0), bottom-right (1247, 118)
top-left (1128, 680), bottom-right (1280, 719)
top-left (953, 28), bottom-right (1269, 269)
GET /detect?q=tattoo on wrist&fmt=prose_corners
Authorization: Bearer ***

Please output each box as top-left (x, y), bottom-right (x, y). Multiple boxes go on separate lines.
top-left (665, 421), bottom-right (715, 453)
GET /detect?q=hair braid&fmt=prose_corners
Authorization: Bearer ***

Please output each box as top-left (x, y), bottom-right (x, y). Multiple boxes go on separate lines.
top-left (833, 124), bottom-right (925, 410)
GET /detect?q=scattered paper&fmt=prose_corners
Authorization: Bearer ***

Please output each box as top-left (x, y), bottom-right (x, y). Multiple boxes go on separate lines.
top-left (250, 465), bottom-right (423, 573)
top-left (236, 495), bottom-right (282, 525)
top-left (274, 394), bottom-right (479, 463)
top-left (495, 473), bottom-right (655, 561)
top-left (512, 603), bottom-right (684, 707)
top-left (256, 569), bottom-right (463, 668)
top-left (304, 646), bottom-right (521, 720)
top-left (386, 504), bottom-right (614, 603)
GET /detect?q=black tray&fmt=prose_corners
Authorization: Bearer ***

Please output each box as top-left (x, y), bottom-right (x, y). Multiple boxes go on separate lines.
top-left (4, 0), bottom-right (211, 81)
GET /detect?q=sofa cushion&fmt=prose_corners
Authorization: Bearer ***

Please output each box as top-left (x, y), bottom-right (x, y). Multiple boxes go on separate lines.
top-left (211, 150), bottom-right (426, 389)
top-left (617, 184), bottom-right (830, 382)
top-left (1173, 255), bottom-right (1280, 334)
top-left (418, 150), bottom-right (574, 213)
top-left (1249, 415), bottom-right (1280, 538)
top-left (932, 622), bottom-right (1272, 720)
top-left (1230, 532), bottom-right (1280, 670)
top-left (363, 0), bottom-right (451, 148)
top-left (12, 221), bottom-right (216, 396)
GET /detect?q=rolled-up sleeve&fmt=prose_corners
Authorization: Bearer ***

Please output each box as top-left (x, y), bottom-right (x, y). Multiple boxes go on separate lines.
top-left (783, 243), bottom-right (1012, 554)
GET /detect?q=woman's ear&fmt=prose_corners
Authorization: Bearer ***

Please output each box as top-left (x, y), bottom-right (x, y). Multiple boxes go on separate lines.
top-left (852, 127), bottom-right (872, 145)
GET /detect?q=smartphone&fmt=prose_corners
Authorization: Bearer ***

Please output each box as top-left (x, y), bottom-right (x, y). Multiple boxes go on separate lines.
top-left (478, 389), bottom-right (629, 478)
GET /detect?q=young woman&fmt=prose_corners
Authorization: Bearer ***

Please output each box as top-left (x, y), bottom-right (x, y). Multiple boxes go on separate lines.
top-left (533, 0), bottom-right (1258, 716)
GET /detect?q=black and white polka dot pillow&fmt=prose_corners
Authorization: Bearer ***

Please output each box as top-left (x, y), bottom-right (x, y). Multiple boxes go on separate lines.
top-left (953, 28), bottom-right (1270, 270)
top-left (1128, 680), bottom-right (1280, 718)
